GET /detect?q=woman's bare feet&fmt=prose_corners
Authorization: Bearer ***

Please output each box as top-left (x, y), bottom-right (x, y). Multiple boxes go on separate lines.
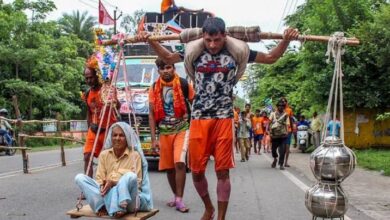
top-left (96, 206), bottom-right (108, 217)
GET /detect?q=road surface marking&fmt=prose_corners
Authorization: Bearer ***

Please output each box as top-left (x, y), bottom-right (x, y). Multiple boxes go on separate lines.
top-left (0, 159), bottom-right (83, 179)
top-left (263, 154), bottom-right (352, 220)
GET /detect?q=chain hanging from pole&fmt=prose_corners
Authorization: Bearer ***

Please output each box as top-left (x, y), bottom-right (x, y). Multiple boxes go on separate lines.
top-left (305, 32), bottom-right (357, 220)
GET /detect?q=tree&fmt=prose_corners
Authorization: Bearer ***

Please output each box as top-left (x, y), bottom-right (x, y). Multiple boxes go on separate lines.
top-left (58, 10), bottom-right (97, 42)
top-left (0, 0), bottom-right (89, 120)
top-left (120, 9), bottom-right (145, 34)
top-left (248, 0), bottom-right (390, 116)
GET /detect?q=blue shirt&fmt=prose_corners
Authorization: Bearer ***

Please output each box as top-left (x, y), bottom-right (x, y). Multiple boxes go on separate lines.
top-left (327, 120), bottom-right (341, 137)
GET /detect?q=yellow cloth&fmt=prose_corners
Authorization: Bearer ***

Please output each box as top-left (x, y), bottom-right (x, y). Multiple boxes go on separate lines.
top-left (311, 117), bottom-right (323, 132)
top-left (95, 148), bottom-right (142, 189)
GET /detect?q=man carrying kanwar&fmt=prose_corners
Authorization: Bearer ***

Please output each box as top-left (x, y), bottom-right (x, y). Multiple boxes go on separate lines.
top-left (137, 17), bottom-right (299, 220)
top-left (148, 58), bottom-right (195, 213)
top-left (75, 122), bottom-right (153, 218)
top-left (82, 56), bottom-right (119, 178)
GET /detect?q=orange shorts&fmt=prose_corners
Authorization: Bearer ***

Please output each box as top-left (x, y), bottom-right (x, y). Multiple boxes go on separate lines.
top-left (83, 129), bottom-right (107, 157)
top-left (188, 118), bottom-right (235, 173)
top-left (159, 130), bottom-right (189, 170)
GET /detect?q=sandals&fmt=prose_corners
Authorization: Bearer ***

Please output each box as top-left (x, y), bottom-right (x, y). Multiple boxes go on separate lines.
top-left (176, 200), bottom-right (189, 213)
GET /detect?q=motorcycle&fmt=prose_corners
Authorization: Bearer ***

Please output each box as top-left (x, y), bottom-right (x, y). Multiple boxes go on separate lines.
top-left (297, 125), bottom-right (309, 153)
top-left (0, 131), bottom-right (17, 156)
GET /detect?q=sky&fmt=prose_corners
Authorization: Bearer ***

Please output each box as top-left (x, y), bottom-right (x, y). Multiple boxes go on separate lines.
top-left (4, 0), bottom-right (306, 99)
top-left (18, 0), bottom-right (305, 51)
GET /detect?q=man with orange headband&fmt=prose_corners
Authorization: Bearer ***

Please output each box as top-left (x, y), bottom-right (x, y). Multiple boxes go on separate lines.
top-left (149, 57), bottom-right (194, 213)
top-left (82, 57), bottom-right (119, 178)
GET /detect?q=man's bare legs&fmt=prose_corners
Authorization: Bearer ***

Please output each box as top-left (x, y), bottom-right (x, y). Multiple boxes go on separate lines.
top-left (166, 168), bottom-right (176, 204)
top-left (257, 139), bottom-right (262, 155)
top-left (167, 162), bottom-right (188, 211)
top-left (216, 170), bottom-right (230, 220)
top-left (193, 172), bottom-right (215, 220)
top-left (253, 138), bottom-right (258, 154)
top-left (284, 144), bottom-right (290, 167)
top-left (175, 162), bottom-right (186, 198)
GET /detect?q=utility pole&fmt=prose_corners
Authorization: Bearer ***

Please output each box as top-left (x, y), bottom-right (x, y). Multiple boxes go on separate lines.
top-left (113, 7), bottom-right (122, 34)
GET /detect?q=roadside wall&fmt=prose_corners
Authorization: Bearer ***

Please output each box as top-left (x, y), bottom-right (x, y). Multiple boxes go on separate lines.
top-left (344, 108), bottom-right (390, 149)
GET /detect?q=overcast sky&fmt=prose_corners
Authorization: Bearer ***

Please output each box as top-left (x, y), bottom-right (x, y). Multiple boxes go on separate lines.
top-left (8, 0), bottom-right (305, 51)
top-left (4, 0), bottom-right (306, 100)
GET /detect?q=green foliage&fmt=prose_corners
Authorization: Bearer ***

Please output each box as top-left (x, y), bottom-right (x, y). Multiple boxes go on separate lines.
top-left (376, 112), bottom-right (390, 121)
top-left (0, 1), bottom-right (90, 120)
top-left (233, 95), bottom-right (246, 110)
top-left (248, 0), bottom-right (390, 116)
top-left (58, 10), bottom-right (97, 43)
top-left (354, 148), bottom-right (390, 176)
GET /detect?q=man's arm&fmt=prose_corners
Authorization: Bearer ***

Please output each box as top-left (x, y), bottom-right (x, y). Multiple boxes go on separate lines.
top-left (252, 28), bottom-right (299, 64)
top-left (137, 32), bottom-right (182, 64)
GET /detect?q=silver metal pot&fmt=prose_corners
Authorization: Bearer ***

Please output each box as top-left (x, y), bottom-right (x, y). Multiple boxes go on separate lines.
top-left (310, 136), bottom-right (356, 182)
top-left (305, 182), bottom-right (348, 218)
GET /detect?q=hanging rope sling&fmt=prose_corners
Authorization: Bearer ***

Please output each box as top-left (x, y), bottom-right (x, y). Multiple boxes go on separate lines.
top-left (305, 32), bottom-right (357, 220)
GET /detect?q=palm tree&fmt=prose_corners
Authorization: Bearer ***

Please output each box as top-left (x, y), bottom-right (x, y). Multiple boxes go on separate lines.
top-left (58, 10), bottom-right (97, 42)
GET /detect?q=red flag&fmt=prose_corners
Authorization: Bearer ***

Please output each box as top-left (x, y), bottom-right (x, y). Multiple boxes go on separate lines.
top-left (99, 0), bottom-right (115, 25)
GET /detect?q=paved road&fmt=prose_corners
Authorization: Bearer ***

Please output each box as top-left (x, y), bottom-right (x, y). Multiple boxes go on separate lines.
top-left (0, 148), bottom-right (367, 220)
top-left (0, 147), bottom-right (84, 177)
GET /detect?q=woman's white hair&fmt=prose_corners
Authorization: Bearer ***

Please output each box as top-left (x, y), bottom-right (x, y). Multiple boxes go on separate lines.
top-left (103, 122), bottom-right (141, 151)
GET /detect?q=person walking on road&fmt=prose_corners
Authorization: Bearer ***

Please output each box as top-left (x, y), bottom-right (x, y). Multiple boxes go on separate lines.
top-left (261, 111), bottom-right (271, 153)
top-left (244, 103), bottom-right (255, 154)
top-left (280, 97), bottom-right (294, 167)
top-left (148, 58), bottom-right (194, 213)
top-left (82, 57), bottom-right (119, 178)
top-left (311, 112), bottom-right (323, 148)
top-left (252, 109), bottom-right (264, 155)
top-left (137, 16), bottom-right (299, 220)
top-left (269, 100), bottom-right (290, 170)
top-left (238, 111), bottom-right (251, 162)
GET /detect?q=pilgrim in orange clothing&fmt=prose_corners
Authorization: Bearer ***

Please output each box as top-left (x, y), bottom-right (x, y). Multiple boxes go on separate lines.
top-left (82, 56), bottom-right (118, 178)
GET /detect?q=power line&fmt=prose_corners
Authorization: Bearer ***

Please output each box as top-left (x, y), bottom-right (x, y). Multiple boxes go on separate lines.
top-left (276, 0), bottom-right (292, 32)
top-left (85, 0), bottom-right (118, 10)
top-left (287, 0), bottom-right (299, 17)
top-left (102, 0), bottom-right (118, 9)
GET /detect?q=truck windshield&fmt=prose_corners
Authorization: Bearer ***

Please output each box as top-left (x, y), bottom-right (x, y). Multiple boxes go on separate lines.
top-left (116, 58), bottom-right (186, 88)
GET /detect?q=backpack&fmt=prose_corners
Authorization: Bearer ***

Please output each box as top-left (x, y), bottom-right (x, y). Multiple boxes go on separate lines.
top-left (269, 112), bottom-right (288, 138)
top-left (152, 77), bottom-right (192, 123)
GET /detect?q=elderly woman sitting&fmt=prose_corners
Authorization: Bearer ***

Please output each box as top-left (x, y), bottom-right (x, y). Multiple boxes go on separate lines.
top-left (75, 122), bottom-right (153, 217)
